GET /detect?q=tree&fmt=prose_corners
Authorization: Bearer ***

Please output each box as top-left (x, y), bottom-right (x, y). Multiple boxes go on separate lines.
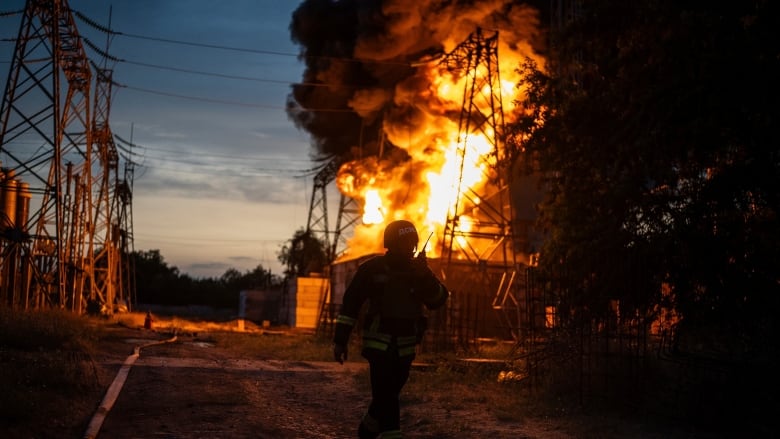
top-left (277, 228), bottom-right (328, 278)
top-left (513, 0), bottom-right (779, 352)
top-left (132, 249), bottom-right (182, 305)
top-left (219, 265), bottom-right (279, 291)
top-left (132, 251), bottom-right (280, 307)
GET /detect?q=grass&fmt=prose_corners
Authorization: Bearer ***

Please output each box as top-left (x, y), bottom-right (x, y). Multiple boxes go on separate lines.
top-left (0, 307), bottom-right (105, 438)
top-left (210, 331), bottom-right (336, 361)
top-left (0, 309), bottom-right (704, 438)
top-left (0, 306), bottom-right (97, 352)
top-left (0, 308), bottom-right (344, 438)
top-left (113, 310), bottom-right (337, 361)
top-left (111, 312), bottom-right (547, 428)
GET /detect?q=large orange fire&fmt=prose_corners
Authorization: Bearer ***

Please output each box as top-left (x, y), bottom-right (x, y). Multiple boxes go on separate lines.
top-left (335, 25), bottom-right (544, 261)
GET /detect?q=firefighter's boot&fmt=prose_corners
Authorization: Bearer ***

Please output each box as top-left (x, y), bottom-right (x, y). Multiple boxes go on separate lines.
top-left (358, 413), bottom-right (380, 439)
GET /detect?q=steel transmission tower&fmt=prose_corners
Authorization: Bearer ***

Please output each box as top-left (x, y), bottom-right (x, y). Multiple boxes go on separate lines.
top-left (306, 157), bottom-right (361, 264)
top-left (90, 56), bottom-right (124, 312)
top-left (114, 134), bottom-right (137, 309)
top-left (439, 28), bottom-right (522, 339)
top-left (0, 0), bottom-right (130, 312)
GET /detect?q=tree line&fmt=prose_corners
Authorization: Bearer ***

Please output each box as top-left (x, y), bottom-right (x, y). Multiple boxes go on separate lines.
top-left (132, 228), bottom-right (327, 308)
top-left (515, 0), bottom-right (778, 357)
top-left (505, 2), bottom-right (777, 430)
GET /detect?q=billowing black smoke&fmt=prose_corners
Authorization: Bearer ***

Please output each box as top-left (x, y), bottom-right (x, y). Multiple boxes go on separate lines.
top-left (286, 0), bottom-right (545, 162)
top-left (288, 0), bottom-right (418, 161)
top-left (287, 0), bottom-right (545, 257)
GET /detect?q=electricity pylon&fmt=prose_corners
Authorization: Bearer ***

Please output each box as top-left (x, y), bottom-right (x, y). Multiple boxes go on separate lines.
top-left (306, 157), bottom-right (360, 264)
top-left (439, 28), bottom-right (522, 340)
top-left (0, 0), bottom-right (130, 313)
top-left (114, 134), bottom-right (137, 309)
top-left (90, 57), bottom-right (122, 312)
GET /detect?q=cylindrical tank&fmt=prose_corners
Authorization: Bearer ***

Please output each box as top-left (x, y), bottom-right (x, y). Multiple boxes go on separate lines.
top-left (16, 182), bottom-right (31, 232)
top-left (2, 178), bottom-right (18, 229)
top-left (0, 169), bottom-right (6, 228)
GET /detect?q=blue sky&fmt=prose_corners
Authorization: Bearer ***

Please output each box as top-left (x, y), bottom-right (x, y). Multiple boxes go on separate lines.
top-left (0, 1), bottom-right (317, 278)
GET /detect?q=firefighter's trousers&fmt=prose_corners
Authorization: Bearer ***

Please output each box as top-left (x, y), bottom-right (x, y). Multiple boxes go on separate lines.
top-left (362, 346), bottom-right (414, 437)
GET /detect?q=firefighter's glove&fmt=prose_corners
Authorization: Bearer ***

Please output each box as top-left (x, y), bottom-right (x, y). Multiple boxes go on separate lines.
top-left (333, 343), bottom-right (348, 364)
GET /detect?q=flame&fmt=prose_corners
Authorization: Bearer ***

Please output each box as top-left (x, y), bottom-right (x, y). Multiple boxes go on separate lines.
top-left (362, 189), bottom-right (385, 224)
top-left (334, 21), bottom-right (545, 262)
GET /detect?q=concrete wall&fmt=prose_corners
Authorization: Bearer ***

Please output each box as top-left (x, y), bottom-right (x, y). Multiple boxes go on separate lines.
top-left (286, 276), bottom-right (329, 329)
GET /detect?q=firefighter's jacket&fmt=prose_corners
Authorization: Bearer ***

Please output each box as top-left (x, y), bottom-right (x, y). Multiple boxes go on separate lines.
top-left (334, 253), bottom-right (449, 357)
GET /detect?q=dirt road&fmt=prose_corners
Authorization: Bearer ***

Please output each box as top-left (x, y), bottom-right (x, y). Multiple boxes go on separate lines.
top-left (91, 328), bottom-right (574, 439)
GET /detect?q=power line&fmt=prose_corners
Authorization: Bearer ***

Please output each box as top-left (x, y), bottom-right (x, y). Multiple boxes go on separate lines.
top-left (114, 82), bottom-right (283, 109)
top-left (81, 36), bottom-right (377, 91)
top-left (114, 81), bottom-right (357, 112)
top-left (135, 151), bottom-right (321, 177)
top-left (72, 9), bottom-right (413, 67)
top-left (111, 136), bottom-right (318, 176)
top-left (120, 58), bottom-right (351, 89)
top-left (0, 9), bottom-right (22, 17)
top-left (125, 58), bottom-right (292, 85)
top-left (141, 145), bottom-right (312, 164)
top-left (141, 160), bottom-right (312, 176)
top-left (139, 162), bottom-right (318, 180)
top-left (4, 13), bottom-right (391, 110)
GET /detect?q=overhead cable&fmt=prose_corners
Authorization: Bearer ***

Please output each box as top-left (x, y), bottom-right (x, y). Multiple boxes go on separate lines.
top-left (141, 161), bottom-right (315, 178)
top-left (114, 134), bottom-right (142, 149)
top-left (72, 9), bottom-right (412, 67)
top-left (136, 144), bottom-right (312, 164)
top-left (81, 37), bottom-right (367, 89)
top-left (127, 59), bottom-right (291, 84)
top-left (74, 9), bottom-right (294, 57)
top-left (113, 82), bottom-right (284, 109)
top-left (83, 37), bottom-right (121, 62)
top-left (113, 81), bottom-right (357, 112)
top-left (113, 134), bottom-right (317, 174)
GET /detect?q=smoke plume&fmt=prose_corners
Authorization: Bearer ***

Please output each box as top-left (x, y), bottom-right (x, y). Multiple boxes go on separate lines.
top-left (287, 0), bottom-right (545, 257)
top-left (288, 0), bottom-right (543, 159)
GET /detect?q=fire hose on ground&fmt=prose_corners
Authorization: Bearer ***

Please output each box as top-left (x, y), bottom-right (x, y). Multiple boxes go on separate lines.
top-left (82, 333), bottom-right (178, 439)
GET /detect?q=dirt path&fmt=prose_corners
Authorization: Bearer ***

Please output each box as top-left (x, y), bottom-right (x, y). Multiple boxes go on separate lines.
top-left (92, 330), bottom-right (574, 439)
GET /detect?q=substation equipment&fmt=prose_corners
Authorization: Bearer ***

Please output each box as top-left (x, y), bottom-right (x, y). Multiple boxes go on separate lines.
top-left (0, 0), bottom-right (135, 313)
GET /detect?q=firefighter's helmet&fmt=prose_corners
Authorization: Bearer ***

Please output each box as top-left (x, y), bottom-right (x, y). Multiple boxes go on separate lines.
top-left (383, 220), bottom-right (419, 249)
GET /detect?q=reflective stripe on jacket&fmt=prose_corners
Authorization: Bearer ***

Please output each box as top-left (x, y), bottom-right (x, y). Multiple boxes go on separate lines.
top-left (333, 254), bottom-right (449, 356)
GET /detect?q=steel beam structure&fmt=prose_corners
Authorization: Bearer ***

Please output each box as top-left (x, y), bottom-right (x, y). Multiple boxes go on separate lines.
top-left (114, 134), bottom-right (136, 310)
top-left (306, 157), bottom-right (360, 263)
top-left (0, 0), bottom-right (131, 313)
top-left (89, 61), bottom-right (123, 312)
top-left (438, 28), bottom-right (522, 340)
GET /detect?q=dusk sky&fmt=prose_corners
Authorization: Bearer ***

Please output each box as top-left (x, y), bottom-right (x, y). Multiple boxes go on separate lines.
top-left (1, 1), bottom-right (318, 278)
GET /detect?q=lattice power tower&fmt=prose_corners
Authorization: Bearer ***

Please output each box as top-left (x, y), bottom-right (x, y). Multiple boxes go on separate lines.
top-left (0, 0), bottom-right (134, 313)
top-left (437, 28), bottom-right (524, 340)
